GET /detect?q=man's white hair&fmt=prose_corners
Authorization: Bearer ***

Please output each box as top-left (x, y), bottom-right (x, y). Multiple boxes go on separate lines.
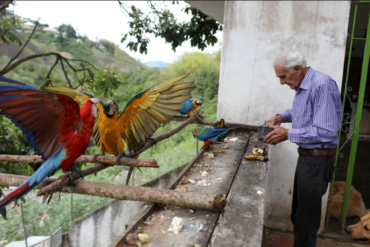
top-left (273, 50), bottom-right (307, 74)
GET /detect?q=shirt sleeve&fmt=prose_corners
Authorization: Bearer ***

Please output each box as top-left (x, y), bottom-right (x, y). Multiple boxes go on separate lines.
top-left (288, 81), bottom-right (342, 145)
top-left (281, 109), bottom-right (293, 123)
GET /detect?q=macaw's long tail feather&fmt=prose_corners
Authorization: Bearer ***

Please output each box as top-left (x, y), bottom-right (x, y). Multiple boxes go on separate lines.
top-left (125, 155), bottom-right (142, 186)
top-left (125, 167), bottom-right (134, 186)
top-left (0, 149), bottom-right (65, 210)
top-left (125, 167), bottom-right (144, 186)
top-left (0, 182), bottom-right (37, 210)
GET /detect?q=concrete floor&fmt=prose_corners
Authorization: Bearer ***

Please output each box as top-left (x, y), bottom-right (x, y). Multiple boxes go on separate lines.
top-left (323, 137), bottom-right (370, 243)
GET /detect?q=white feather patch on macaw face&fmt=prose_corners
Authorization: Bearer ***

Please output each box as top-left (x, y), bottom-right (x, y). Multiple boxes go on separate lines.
top-left (104, 100), bottom-right (117, 116)
top-left (90, 98), bottom-right (99, 117)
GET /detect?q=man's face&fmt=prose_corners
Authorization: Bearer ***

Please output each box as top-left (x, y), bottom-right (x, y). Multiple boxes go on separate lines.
top-left (274, 64), bottom-right (303, 90)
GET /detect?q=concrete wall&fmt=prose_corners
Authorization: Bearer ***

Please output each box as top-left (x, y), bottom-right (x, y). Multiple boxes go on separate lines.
top-left (217, 1), bottom-right (351, 232)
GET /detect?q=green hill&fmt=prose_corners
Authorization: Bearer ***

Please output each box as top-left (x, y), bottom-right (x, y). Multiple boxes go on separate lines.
top-left (0, 16), bottom-right (144, 88)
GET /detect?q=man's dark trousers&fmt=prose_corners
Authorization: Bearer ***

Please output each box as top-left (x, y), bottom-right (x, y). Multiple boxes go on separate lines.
top-left (291, 155), bottom-right (336, 247)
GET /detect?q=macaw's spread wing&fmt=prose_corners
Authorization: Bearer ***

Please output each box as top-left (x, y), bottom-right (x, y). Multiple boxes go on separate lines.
top-left (43, 86), bottom-right (104, 148)
top-left (0, 85), bottom-right (82, 159)
top-left (118, 73), bottom-right (195, 152)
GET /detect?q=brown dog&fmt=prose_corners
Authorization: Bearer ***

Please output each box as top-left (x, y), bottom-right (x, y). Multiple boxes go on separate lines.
top-left (328, 181), bottom-right (367, 219)
top-left (346, 212), bottom-right (370, 241)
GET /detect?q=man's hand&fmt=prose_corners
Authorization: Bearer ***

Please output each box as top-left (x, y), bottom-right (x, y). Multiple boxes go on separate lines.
top-left (263, 125), bottom-right (288, 145)
top-left (266, 114), bottom-right (283, 127)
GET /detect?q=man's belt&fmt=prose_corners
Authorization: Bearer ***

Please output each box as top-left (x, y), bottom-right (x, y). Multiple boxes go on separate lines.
top-left (298, 148), bottom-right (336, 156)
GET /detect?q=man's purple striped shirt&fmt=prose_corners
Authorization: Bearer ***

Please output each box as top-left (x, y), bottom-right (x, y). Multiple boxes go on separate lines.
top-left (281, 67), bottom-right (343, 149)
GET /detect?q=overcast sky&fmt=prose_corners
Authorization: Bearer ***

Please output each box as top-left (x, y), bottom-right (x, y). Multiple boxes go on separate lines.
top-left (10, 1), bottom-right (223, 63)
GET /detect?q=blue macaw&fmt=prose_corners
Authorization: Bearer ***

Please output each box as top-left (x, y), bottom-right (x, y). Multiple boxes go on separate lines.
top-left (192, 119), bottom-right (238, 149)
top-left (180, 95), bottom-right (203, 115)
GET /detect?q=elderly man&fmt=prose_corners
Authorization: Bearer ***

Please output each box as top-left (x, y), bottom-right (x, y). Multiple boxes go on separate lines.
top-left (264, 50), bottom-right (342, 247)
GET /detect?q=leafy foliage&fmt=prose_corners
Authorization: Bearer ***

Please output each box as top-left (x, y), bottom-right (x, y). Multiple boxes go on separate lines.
top-left (119, 1), bottom-right (222, 54)
top-left (80, 66), bottom-right (126, 99)
top-left (56, 24), bottom-right (77, 39)
top-left (0, 14), bottom-right (22, 47)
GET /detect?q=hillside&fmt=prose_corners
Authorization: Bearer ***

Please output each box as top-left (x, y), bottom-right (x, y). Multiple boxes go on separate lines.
top-left (0, 16), bottom-right (144, 88)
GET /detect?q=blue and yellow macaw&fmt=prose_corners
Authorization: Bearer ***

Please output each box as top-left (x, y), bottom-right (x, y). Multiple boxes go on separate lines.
top-left (179, 95), bottom-right (203, 115)
top-left (192, 119), bottom-right (238, 149)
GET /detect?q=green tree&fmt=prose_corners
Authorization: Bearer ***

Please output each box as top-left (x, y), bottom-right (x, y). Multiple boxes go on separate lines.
top-left (163, 51), bottom-right (220, 100)
top-left (119, 1), bottom-right (222, 54)
top-left (56, 24), bottom-right (77, 39)
top-left (99, 39), bottom-right (116, 55)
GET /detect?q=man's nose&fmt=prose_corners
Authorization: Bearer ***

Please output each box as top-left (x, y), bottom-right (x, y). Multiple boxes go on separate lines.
top-left (280, 79), bottom-right (285, 85)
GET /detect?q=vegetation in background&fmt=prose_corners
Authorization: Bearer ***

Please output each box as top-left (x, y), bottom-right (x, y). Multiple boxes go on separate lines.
top-left (0, 14), bottom-right (221, 246)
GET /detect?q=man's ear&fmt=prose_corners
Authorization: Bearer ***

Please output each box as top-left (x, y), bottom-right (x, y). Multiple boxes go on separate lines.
top-left (294, 65), bottom-right (302, 75)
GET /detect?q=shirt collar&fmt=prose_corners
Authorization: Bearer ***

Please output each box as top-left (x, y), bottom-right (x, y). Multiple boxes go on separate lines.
top-left (297, 67), bottom-right (315, 91)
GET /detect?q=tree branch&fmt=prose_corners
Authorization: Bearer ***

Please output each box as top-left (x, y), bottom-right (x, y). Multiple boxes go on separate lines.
top-left (4, 18), bottom-right (40, 69)
top-left (0, 0), bottom-right (13, 12)
top-left (0, 155), bottom-right (158, 168)
top-left (118, 0), bottom-right (131, 15)
top-left (0, 173), bottom-right (227, 211)
top-left (0, 52), bottom-right (61, 74)
top-left (45, 58), bottom-right (59, 79)
top-left (59, 59), bottom-right (72, 88)
top-left (0, 154), bottom-right (158, 203)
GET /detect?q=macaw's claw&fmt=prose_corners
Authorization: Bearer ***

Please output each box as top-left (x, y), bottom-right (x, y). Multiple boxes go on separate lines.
top-left (69, 168), bottom-right (85, 180)
top-left (62, 171), bottom-right (74, 181)
top-left (116, 151), bottom-right (130, 165)
top-left (147, 138), bottom-right (157, 146)
top-left (93, 154), bottom-right (103, 162)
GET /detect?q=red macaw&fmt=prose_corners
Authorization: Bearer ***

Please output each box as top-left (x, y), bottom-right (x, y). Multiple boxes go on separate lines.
top-left (0, 76), bottom-right (99, 210)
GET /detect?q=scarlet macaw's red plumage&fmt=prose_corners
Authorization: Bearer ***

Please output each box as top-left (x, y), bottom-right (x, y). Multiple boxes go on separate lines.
top-left (0, 76), bottom-right (99, 210)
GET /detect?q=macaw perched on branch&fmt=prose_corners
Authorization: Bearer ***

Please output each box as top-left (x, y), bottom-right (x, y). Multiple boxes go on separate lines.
top-left (179, 95), bottom-right (203, 116)
top-left (0, 77), bottom-right (99, 210)
top-left (192, 119), bottom-right (238, 150)
top-left (43, 73), bottom-right (195, 185)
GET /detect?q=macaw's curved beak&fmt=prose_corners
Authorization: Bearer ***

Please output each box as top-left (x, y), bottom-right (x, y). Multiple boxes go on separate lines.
top-left (196, 99), bottom-right (203, 106)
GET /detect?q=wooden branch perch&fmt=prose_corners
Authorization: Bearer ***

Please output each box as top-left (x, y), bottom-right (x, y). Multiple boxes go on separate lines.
top-left (0, 155), bottom-right (158, 168)
top-left (0, 112), bottom-right (203, 202)
top-left (0, 173), bottom-right (226, 211)
top-left (171, 116), bottom-right (260, 131)
top-left (0, 154), bottom-right (158, 202)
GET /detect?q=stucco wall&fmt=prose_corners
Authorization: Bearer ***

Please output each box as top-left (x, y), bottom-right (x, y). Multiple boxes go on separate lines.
top-left (217, 1), bottom-right (351, 231)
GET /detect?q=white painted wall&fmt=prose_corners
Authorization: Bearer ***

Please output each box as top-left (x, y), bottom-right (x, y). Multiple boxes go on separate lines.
top-left (217, 1), bottom-right (351, 232)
